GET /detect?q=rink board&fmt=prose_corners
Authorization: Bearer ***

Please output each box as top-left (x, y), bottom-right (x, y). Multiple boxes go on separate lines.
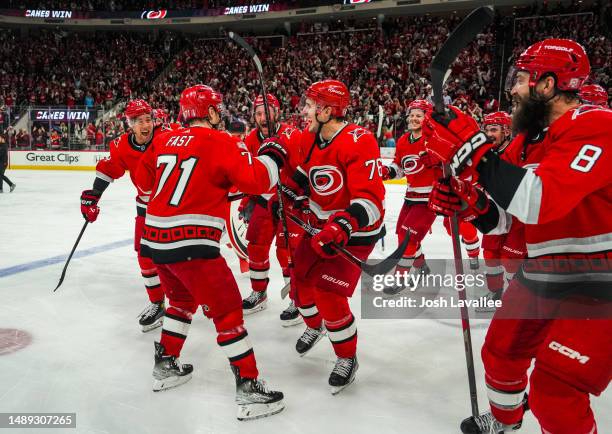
top-left (8, 150), bottom-right (110, 171)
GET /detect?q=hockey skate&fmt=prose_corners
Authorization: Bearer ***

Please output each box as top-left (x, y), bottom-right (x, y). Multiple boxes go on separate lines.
top-left (242, 290), bottom-right (267, 315)
top-left (138, 300), bottom-right (164, 332)
top-left (152, 342), bottom-right (193, 392)
top-left (476, 290), bottom-right (502, 313)
top-left (461, 411), bottom-right (522, 434)
top-left (9, 183), bottom-right (16, 193)
top-left (469, 257), bottom-right (480, 270)
top-left (296, 326), bottom-right (326, 356)
top-left (329, 356), bottom-right (358, 395)
top-left (232, 366), bottom-right (285, 421)
top-left (280, 300), bottom-right (303, 327)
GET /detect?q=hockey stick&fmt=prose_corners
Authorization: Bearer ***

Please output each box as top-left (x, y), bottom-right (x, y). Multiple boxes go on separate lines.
top-left (280, 214), bottom-right (410, 299)
top-left (429, 5), bottom-right (494, 420)
top-left (228, 31), bottom-right (296, 279)
top-left (53, 220), bottom-right (89, 292)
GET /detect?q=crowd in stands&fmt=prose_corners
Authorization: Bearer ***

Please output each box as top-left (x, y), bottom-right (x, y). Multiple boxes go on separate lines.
top-left (0, 29), bottom-right (178, 109)
top-left (1, 3), bottom-right (609, 150)
top-left (142, 14), bottom-right (496, 139)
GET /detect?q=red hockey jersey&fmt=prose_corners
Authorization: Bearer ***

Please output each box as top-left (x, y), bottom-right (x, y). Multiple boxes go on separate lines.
top-left (94, 126), bottom-right (166, 215)
top-left (294, 124), bottom-right (386, 245)
top-left (390, 132), bottom-right (442, 203)
top-left (485, 105), bottom-right (612, 286)
top-left (244, 123), bottom-right (304, 192)
top-left (135, 125), bottom-right (279, 263)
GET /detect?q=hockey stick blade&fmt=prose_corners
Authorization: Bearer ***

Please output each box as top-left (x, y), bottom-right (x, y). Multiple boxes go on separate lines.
top-left (429, 6), bottom-right (494, 113)
top-left (228, 32), bottom-right (263, 74)
top-left (53, 220), bottom-right (89, 292)
top-left (287, 214), bottom-right (410, 276)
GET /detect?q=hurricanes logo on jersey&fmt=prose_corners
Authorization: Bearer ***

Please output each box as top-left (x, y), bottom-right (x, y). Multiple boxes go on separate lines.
top-left (309, 165), bottom-right (344, 196)
top-left (348, 128), bottom-right (368, 143)
top-left (401, 154), bottom-right (423, 175)
top-left (282, 127), bottom-right (295, 140)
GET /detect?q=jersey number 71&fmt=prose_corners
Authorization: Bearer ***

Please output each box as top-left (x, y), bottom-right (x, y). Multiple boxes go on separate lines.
top-left (153, 154), bottom-right (199, 206)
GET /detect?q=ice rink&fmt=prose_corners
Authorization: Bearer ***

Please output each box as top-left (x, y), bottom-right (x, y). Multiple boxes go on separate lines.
top-left (1, 170), bottom-right (610, 434)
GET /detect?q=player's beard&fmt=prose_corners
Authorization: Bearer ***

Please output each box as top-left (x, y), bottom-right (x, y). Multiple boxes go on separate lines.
top-left (512, 94), bottom-right (550, 139)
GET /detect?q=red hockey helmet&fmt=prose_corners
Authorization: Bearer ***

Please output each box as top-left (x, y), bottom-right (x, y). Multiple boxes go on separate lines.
top-left (483, 111), bottom-right (512, 127)
top-left (254, 93), bottom-right (280, 110)
top-left (152, 108), bottom-right (169, 122)
top-left (511, 38), bottom-right (590, 91)
top-left (408, 99), bottom-right (433, 115)
top-left (125, 99), bottom-right (152, 120)
top-left (179, 85), bottom-right (224, 122)
top-left (304, 79), bottom-right (350, 118)
top-left (579, 84), bottom-right (608, 106)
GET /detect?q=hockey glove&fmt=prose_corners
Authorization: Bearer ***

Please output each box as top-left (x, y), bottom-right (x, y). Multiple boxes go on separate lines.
top-left (424, 106), bottom-right (494, 177)
top-left (381, 164), bottom-right (398, 181)
top-left (238, 196), bottom-right (256, 223)
top-left (428, 177), bottom-right (490, 222)
top-left (258, 138), bottom-right (288, 170)
top-left (418, 150), bottom-right (442, 169)
top-left (311, 211), bottom-right (358, 259)
top-left (80, 189), bottom-right (102, 222)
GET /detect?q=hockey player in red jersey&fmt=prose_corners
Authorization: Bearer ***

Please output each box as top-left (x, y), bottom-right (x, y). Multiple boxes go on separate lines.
top-left (427, 39), bottom-right (611, 434)
top-left (579, 84), bottom-right (608, 107)
top-left (382, 99), bottom-right (480, 295)
top-left (285, 79), bottom-right (385, 394)
top-left (135, 84), bottom-right (285, 420)
top-left (153, 108), bottom-right (182, 130)
top-left (477, 111), bottom-right (526, 309)
top-left (238, 93), bottom-right (303, 326)
top-left (79, 99), bottom-right (166, 332)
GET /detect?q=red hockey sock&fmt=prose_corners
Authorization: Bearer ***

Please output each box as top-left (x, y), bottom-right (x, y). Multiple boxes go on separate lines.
top-left (214, 309), bottom-right (258, 379)
top-left (139, 256), bottom-right (164, 303)
top-left (248, 244), bottom-right (270, 292)
top-left (459, 222), bottom-right (480, 258)
top-left (315, 290), bottom-right (356, 358)
top-left (160, 303), bottom-right (196, 357)
top-left (295, 284), bottom-right (322, 329)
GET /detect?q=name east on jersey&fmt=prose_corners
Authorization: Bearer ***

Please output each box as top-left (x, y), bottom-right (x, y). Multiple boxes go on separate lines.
top-left (166, 135), bottom-right (195, 147)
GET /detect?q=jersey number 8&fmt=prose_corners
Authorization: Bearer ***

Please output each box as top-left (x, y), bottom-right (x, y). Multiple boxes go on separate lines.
top-left (570, 144), bottom-right (602, 173)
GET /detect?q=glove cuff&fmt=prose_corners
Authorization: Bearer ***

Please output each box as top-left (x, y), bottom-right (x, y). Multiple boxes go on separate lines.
top-left (330, 211), bottom-right (358, 240)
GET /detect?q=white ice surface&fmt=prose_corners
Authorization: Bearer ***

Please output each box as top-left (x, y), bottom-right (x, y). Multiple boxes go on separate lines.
top-left (0, 170), bottom-right (609, 434)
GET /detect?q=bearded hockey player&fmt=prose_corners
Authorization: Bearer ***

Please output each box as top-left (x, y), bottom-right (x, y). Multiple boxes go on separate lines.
top-left (285, 79), bottom-right (386, 394)
top-left (382, 99), bottom-right (480, 295)
top-left (79, 99), bottom-right (166, 332)
top-left (427, 39), bottom-right (611, 434)
top-left (239, 93), bottom-right (303, 326)
top-left (135, 84), bottom-right (285, 420)
top-left (477, 111), bottom-right (526, 309)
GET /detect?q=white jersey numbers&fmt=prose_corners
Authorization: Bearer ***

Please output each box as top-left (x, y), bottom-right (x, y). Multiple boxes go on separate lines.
top-left (154, 154), bottom-right (199, 206)
top-left (570, 144), bottom-right (602, 173)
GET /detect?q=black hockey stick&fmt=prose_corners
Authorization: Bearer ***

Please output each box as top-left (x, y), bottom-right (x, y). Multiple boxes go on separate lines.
top-left (53, 220), bottom-right (89, 292)
top-left (228, 31), bottom-right (296, 277)
top-left (429, 5), bottom-right (494, 421)
top-left (280, 214), bottom-right (410, 299)
top-left (289, 214), bottom-right (410, 276)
